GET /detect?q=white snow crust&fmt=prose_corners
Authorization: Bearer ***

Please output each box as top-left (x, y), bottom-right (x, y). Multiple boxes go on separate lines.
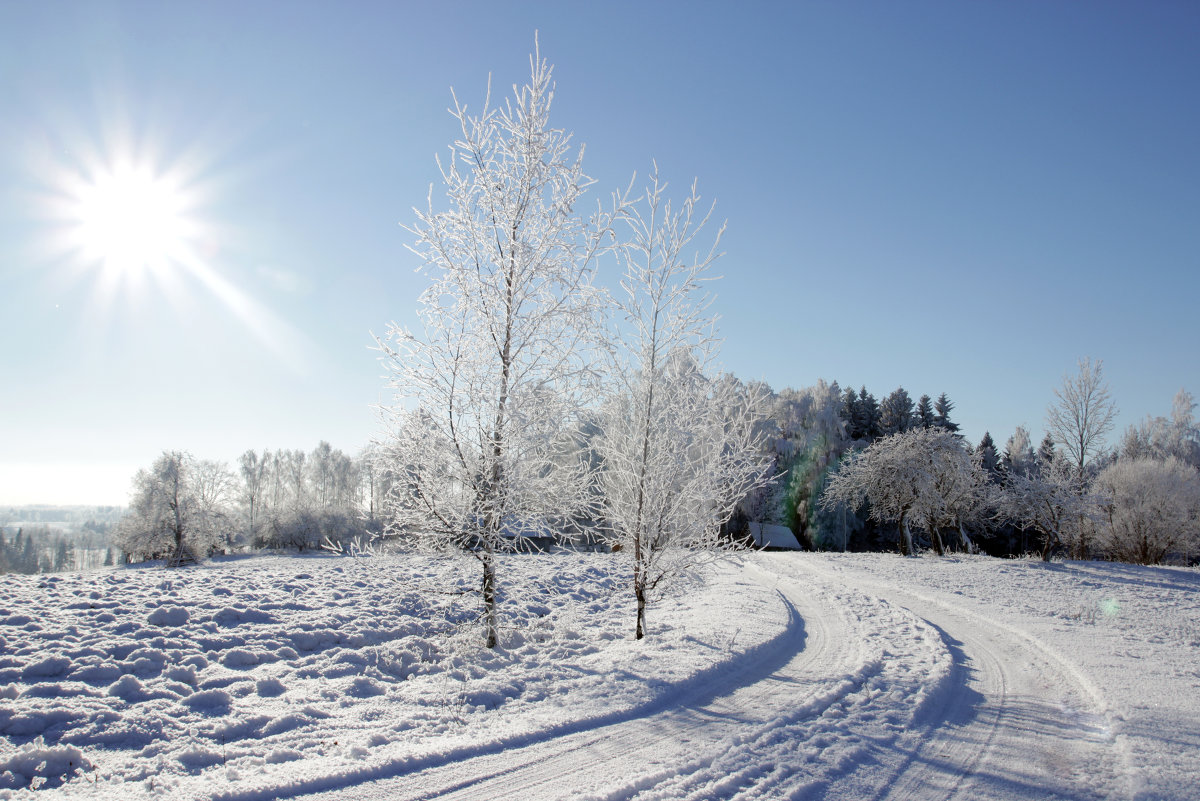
top-left (0, 551), bottom-right (1196, 799)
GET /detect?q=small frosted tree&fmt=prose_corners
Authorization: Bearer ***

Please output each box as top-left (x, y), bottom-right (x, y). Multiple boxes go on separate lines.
top-left (819, 429), bottom-right (922, 555)
top-left (1120, 389), bottom-right (1200, 470)
top-left (377, 44), bottom-right (619, 648)
top-left (597, 168), bottom-right (774, 639)
top-left (114, 451), bottom-right (230, 564)
top-left (995, 455), bottom-right (1089, 561)
top-left (1003, 425), bottom-right (1036, 477)
top-left (919, 435), bottom-right (989, 553)
top-left (1094, 457), bottom-right (1200, 564)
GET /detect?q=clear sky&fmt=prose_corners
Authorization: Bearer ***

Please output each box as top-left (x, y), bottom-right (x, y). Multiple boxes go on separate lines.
top-left (2, 1), bottom-right (1197, 507)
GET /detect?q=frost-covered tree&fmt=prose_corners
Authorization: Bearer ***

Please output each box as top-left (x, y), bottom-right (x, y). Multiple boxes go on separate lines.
top-left (820, 428), bottom-right (968, 556)
top-left (1094, 457), bottom-right (1200, 565)
top-left (376, 45), bottom-right (619, 647)
top-left (239, 449), bottom-right (269, 547)
top-left (1003, 425), bottom-right (1036, 478)
top-left (1037, 433), bottom-right (1057, 467)
top-left (191, 458), bottom-right (237, 553)
top-left (1119, 389), bottom-right (1200, 470)
top-left (598, 168), bottom-right (774, 639)
top-left (917, 435), bottom-right (989, 554)
top-left (995, 455), bottom-right (1089, 561)
top-left (1046, 357), bottom-right (1118, 478)
top-left (114, 451), bottom-right (230, 564)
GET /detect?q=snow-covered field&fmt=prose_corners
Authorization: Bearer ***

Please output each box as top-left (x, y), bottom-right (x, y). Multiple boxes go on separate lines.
top-left (1, 551), bottom-right (1197, 800)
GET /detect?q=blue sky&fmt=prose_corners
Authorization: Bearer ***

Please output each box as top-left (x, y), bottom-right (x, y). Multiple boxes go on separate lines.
top-left (1, 1), bottom-right (1197, 506)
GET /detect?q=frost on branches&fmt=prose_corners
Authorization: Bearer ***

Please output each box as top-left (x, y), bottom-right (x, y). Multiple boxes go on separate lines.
top-left (819, 428), bottom-right (987, 556)
top-left (598, 169), bottom-right (774, 639)
top-left (376, 45), bottom-right (620, 648)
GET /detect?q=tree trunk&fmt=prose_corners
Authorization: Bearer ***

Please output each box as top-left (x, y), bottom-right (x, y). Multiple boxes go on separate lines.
top-left (482, 544), bottom-right (498, 648)
top-left (899, 511), bottom-right (914, 556)
top-left (929, 519), bottom-right (945, 556)
top-left (634, 570), bottom-right (647, 640)
top-left (1041, 528), bottom-right (1056, 561)
top-left (957, 520), bottom-right (974, 553)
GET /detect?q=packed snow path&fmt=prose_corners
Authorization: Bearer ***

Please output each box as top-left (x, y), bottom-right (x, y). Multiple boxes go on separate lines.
top-left (296, 555), bottom-right (1133, 801)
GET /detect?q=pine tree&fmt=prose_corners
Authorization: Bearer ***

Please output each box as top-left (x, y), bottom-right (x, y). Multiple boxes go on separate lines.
top-left (915, 394), bottom-right (935, 429)
top-left (933, 393), bottom-right (960, 433)
top-left (859, 388), bottom-right (882, 440)
top-left (879, 388), bottom-right (915, 436)
top-left (976, 432), bottom-right (1001, 479)
top-left (840, 387), bottom-right (862, 439)
top-left (1038, 433), bottom-right (1057, 466)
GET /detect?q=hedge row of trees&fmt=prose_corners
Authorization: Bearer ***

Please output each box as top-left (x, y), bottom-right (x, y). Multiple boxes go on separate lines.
top-left (113, 442), bottom-right (385, 563)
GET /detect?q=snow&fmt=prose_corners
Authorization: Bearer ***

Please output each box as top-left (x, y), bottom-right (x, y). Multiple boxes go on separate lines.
top-left (0, 551), bottom-right (1197, 799)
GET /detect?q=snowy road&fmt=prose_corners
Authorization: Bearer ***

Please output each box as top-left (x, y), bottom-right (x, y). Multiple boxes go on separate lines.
top-left (291, 554), bottom-right (1132, 801)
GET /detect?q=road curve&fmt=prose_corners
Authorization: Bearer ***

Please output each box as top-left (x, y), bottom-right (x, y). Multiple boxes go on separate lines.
top-left (288, 554), bottom-right (1129, 801)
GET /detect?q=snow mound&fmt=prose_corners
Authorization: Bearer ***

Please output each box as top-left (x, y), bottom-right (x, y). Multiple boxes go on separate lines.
top-left (0, 737), bottom-right (90, 790)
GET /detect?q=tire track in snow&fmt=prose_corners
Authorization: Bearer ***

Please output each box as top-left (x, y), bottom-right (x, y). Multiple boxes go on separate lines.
top-left (283, 559), bottom-right (872, 801)
top-left (793, 555), bottom-right (1131, 801)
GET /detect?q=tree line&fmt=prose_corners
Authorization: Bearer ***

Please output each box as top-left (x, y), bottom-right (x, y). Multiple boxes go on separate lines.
top-left (113, 442), bottom-right (386, 563)
top-left (808, 362), bottom-right (1199, 565)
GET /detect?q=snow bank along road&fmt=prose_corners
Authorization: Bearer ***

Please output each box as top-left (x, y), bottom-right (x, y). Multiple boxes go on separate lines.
top-left (300, 553), bottom-right (1175, 801)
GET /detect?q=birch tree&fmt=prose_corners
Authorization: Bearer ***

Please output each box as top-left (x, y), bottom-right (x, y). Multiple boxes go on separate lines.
top-left (1047, 357), bottom-right (1118, 478)
top-left (598, 169), bottom-right (774, 639)
top-left (377, 45), bottom-right (619, 648)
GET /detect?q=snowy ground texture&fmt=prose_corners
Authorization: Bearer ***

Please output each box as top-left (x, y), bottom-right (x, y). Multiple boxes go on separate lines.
top-left (0, 551), bottom-right (1197, 800)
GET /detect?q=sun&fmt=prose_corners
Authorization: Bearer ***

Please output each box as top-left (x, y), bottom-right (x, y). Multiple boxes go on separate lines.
top-left (70, 162), bottom-right (193, 278)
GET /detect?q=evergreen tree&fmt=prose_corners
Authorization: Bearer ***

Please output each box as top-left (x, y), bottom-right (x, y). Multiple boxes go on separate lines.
top-left (54, 539), bottom-right (70, 572)
top-left (103, 547), bottom-right (114, 567)
top-left (976, 432), bottom-right (1001, 479)
top-left (1038, 433), bottom-right (1057, 466)
top-left (840, 387), bottom-right (862, 440)
top-left (859, 388), bottom-right (882, 440)
top-left (933, 393), bottom-right (960, 433)
top-left (879, 388), bottom-right (915, 436)
top-left (21, 533), bottom-right (37, 574)
top-left (915, 394), bottom-right (935, 429)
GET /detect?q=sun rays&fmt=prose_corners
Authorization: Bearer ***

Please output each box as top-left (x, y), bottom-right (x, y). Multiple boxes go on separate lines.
top-left (34, 122), bottom-right (313, 375)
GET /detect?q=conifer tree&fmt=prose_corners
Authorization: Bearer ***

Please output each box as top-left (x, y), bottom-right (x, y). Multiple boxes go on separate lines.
top-left (976, 432), bottom-right (1001, 478)
top-left (915, 394), bottom-right (935, 429)
top-left (1038, 433), bottom-right (1057, 467)
top-left (859, 388), bottom-right (882, 440)
top-left (840, 386), bottom-right (862, 439)
top-left (933, 393), bottom-right (959, 433)
top-left (879, 388), bottom-right (915, 436)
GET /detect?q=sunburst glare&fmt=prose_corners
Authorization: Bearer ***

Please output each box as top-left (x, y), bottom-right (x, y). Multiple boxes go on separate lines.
top-left (35, 124), bottom-right (313, 375)
top-left (71, 161), bottom-right (194, 280)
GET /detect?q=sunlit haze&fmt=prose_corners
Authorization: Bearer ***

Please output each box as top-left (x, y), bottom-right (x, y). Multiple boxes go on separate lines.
top-left (1, 1), bottom-right (1197, 507)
